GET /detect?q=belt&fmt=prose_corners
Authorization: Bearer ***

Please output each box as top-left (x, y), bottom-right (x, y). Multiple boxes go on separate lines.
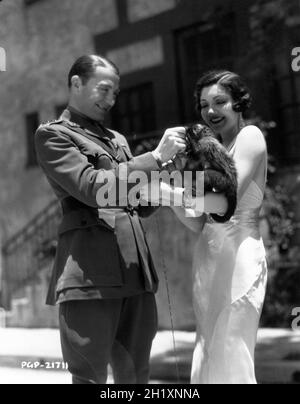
top-left (61, 197), bottom-right (136, 216)
top-left (60, 197), bottom-right (156, 292)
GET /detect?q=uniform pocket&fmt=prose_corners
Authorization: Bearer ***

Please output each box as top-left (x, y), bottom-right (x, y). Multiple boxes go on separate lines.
top-left (55, 218), bottom-right (123, 290)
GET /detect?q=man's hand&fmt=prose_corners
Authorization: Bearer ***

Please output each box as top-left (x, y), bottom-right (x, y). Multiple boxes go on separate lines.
top-left (153, 127), bottom-right (186, 164)
top-left (162, 152), bottom-right (188, 172)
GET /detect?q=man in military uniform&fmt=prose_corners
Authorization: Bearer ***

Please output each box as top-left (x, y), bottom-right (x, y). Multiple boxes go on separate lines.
top-left (35, 55), bottom-right (186, 384)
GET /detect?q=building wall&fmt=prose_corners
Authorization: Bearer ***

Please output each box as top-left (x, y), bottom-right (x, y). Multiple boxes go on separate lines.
top-left (96, 0), bottom-right (250, 129)
top-left (0, 0), bottom-right (120, 239)
top-left (6, 260), bottom-right (59, 328)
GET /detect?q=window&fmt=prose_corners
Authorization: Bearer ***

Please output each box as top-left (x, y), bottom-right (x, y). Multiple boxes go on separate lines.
top-left (25, 112), bottom-right (39, 168)
top-left (175, 12), bottom-right (236, 123)
top-left (110, 83), bottom-right (156, 137)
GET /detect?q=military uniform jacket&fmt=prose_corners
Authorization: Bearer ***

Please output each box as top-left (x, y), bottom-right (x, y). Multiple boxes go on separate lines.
top-left (35, 108), bottom-right (159, 305)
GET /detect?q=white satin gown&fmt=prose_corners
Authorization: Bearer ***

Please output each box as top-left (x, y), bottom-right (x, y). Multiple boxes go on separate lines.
top-left (191, 152), bottom-right (268, 384)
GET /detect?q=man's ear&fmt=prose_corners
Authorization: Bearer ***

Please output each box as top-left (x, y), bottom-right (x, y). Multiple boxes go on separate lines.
top-left (70, 75), bottom-right (82, 91)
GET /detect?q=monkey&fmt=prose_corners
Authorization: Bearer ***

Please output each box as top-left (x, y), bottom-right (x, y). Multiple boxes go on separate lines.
top-left (185, 123), bottom-right (238, 223)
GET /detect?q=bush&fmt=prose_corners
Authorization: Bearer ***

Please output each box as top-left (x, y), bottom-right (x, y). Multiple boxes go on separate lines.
top-left (248, 117), bottom-right (300, 327)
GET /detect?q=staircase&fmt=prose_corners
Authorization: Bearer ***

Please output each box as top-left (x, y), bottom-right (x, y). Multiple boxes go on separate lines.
top-left (1, 199), bottom-right (62, 312)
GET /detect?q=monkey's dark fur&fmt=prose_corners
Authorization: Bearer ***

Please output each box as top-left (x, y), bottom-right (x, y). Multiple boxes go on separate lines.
top-left (185, 124), bottom-right (238, 223)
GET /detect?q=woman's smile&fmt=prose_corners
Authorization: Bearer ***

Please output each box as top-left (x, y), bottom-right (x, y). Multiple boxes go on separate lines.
top-left (208, 115), bottom-right (226, 128)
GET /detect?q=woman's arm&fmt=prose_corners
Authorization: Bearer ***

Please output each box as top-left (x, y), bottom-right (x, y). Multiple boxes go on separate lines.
top-left (161, 181), bottom-right (228, 232)
top-left (169, 191), bottom-right (227, 232)
top-left (233, 125), bottom-right (267, 200)
top-left (158, 181), bottom-right (227, 214)
top-left (139, 171), bottom-right (228, 232)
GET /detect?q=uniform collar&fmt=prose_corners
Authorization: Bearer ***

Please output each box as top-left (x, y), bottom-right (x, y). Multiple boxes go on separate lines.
top-left (60, 106), bottom-right (109, 138)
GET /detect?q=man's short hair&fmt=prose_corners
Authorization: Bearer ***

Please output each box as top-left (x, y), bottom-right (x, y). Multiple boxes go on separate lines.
top-left (68, 55), bottom-right (120, 88)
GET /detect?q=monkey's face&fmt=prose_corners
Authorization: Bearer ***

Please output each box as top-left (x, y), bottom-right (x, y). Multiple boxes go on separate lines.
top-left (185, 124), bottom-right (216, 158)
top-left (200, 84), bottom-right (240, 137)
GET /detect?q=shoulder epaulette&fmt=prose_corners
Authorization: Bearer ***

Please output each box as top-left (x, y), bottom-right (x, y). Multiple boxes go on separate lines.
top-left (48, 119), bottom-right (64, 126)
top-left (39, 119), bottom-right (83, 129)
top-left (64, 120), bottom-right (81, 128)
top-left (38, 119), bottom-right (64, 129)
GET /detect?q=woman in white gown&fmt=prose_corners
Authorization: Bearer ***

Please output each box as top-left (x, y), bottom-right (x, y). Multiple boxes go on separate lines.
top-left (170, 71), bottom-right (268, 384)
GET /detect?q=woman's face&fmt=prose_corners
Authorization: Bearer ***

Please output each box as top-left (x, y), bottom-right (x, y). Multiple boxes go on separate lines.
top-left (200, 83), bottom-right (240, 138)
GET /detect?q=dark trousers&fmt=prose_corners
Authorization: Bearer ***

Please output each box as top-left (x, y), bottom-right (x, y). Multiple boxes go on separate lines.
top-left (59, 293), bottom-right (157, 384)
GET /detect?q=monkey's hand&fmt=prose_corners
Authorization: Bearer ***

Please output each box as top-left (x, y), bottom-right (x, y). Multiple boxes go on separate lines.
top-left (204, 168), bottom-right (237, 222)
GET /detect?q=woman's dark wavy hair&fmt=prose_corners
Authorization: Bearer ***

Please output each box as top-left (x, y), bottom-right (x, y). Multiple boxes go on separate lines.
top-left (194, 70), bottom-right (252, 116)
top-left (68, 54), bottom-right (120, 88)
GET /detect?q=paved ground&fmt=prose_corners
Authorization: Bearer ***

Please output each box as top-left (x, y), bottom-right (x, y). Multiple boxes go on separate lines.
top-left (0, 328), bottom-right (300, 384)
top-left (0, 367), bottom-right (70, 384)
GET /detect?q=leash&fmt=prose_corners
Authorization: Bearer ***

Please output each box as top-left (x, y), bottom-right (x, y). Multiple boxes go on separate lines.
top-left (155, 212), bottom-right (181, 383)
